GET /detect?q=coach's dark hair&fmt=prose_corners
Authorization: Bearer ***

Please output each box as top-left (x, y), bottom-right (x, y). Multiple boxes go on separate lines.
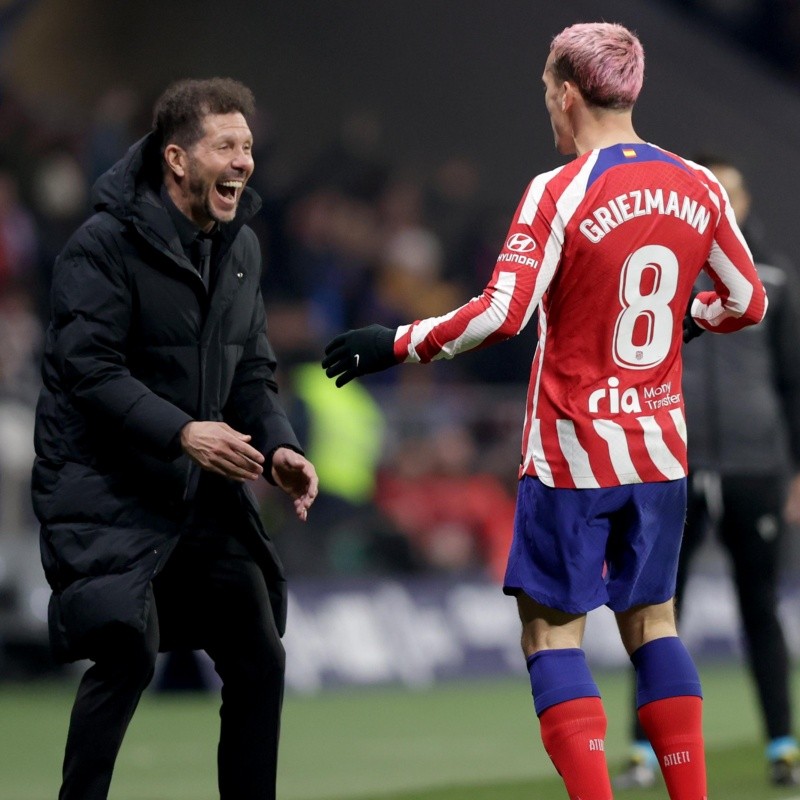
top-left (152, 77), bottom-right (255, 153)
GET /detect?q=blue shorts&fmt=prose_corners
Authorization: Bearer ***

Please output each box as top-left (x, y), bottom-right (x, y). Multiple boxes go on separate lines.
top-left (503, 476), bottom-right (687, 614)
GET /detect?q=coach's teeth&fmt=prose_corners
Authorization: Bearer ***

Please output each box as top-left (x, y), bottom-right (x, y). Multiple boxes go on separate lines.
top-left (220, 180), bottom-right (243, 188)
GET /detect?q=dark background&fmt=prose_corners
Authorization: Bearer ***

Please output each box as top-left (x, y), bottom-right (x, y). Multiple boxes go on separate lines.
top-left (3, 0), bottom-right (800, 245)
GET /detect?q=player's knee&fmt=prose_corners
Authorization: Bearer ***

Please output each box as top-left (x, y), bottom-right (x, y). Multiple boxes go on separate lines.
top-left (616, 600), bottom-right (677, 655)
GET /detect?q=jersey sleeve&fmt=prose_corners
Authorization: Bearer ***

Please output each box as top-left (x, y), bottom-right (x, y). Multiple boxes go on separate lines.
top-left (394, 169), bottom-right (565, 364)
top-left (691, 175), bottom-right (768, 332)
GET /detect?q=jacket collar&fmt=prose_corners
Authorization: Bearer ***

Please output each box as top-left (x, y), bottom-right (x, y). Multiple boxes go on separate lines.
top-left (159, 184), bottom-right (218, 255)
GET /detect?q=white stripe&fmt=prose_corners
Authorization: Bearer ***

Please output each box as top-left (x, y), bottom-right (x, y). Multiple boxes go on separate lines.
top-left (669, 408), bottom-right (687, 445)
top-left (527, 419), bottom-right (554, 486)
top-left (682, 155), bottom-right (751, 256)
top-left (395, 323), bottom-right (412, 361)
top-left (532, 154), bottom-right (599, 310)
top-left (704, 240), bottom-right (755, 318)
top-left (517, 155), bottom-right (600, 331)
top-left (531, 309), bottom-right (547, 417)
top-left (556, 419), bottom-right (599, 488)
top-left (402, 259), bottom-right (530, 363)
top-left (557, 153), bottom-right (599, 220)
top-left (593, 418), bottom-right (642, 484)
top-left (638, 415), bottom-right (685, 479)
top-left (452, 271), bottom-right (518, 352)
top-left (661, 151), bottom-right (761, 307)
top-left (518, 166), bottom-right (565, 225)
top-left (399, 311), bottom-right (460, 363)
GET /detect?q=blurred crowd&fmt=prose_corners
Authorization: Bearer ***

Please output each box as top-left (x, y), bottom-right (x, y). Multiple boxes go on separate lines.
top-left (1, 0), bottom-right (800, 589)
top-left (0, 81), bottom-right (536, 585)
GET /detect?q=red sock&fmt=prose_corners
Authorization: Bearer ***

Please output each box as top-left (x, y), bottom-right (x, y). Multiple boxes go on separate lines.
top-left (539, 697), bottom-right (612, 800)
top-left (638, 696), bottom-right (707, 800)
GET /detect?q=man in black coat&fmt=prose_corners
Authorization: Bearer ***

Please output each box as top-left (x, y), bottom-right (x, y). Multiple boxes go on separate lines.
top-left (31, 78), bottom-right (318, 800)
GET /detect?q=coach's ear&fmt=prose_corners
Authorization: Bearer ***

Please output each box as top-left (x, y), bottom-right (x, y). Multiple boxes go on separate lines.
top-left (164, 143), bottom-right (188, 178)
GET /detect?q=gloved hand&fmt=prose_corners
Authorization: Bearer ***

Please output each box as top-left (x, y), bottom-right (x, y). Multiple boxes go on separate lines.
top-left (682, 313), bottom-right (704, 343)
top-left (682, 291), bottom-right (704, 343)
top-left (322, 324), bottom-right (399, 387)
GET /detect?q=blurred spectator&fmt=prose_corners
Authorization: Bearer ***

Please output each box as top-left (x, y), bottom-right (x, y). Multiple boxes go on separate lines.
top-left (293, 109), bottom-right (389, 203)
top-left (0, 282), bottom-right (42, 402)
top-left (292, 360), bottom-right (385, 508)
top-left (371, 226), bottom-right (459, 323)
top-left (0, 85), bottom-right (38, 188)
top-left (266, 358), bottom-right (417, 576)
top-left (375, 423), bottom-right (515, 581)
top-left (86, 86), bottom-right (142, 183)
top-left (378, 170), bottom-right (426, 237)
top-left (30, 150), bottom-right (88, 319)
top-left (0, 168), bottom-right (39, 297)
top-left (424, 155), bottom-right (482, 287)
top-left (276, 185), bottom-right (381, 340)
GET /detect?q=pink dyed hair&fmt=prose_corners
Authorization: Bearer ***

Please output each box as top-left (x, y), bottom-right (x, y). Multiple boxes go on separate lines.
top-left (550, 22), bottom-right (644, 109)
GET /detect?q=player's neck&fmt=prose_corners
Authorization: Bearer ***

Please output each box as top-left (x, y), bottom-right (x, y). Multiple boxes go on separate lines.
top-left (572, 109), bottom-right (642, 156)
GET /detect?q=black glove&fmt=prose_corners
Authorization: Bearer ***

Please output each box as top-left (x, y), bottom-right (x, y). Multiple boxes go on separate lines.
top-left (682, 291), bottom-right (704, 343)
top-left (322, 324), bottom-right (399, 387)
top-left (683, 313), bottom-right (704, 343)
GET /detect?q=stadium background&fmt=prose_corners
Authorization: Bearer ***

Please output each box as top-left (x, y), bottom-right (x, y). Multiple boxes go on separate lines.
top-left (2, 1), bottom-right (800, 798)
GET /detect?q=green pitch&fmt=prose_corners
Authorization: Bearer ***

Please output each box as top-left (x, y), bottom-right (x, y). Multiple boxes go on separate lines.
top-left (2, 664), bottom-right (800, 799)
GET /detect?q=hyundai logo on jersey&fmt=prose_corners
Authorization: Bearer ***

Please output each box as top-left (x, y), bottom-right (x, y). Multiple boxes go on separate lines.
top-left (505, 233), bottom-right (537, 252)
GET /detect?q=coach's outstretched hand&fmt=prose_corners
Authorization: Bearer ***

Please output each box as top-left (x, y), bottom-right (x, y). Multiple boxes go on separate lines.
top-left (322, 324), bottom-right (398, 387)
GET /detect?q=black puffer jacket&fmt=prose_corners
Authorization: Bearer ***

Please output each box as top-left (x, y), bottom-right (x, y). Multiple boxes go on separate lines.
top-left (32, 133), bottom-right (301, 662)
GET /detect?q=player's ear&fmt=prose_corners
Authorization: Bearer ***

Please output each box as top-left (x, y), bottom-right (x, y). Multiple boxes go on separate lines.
top-left (561, 82), bottom-right (578, 112)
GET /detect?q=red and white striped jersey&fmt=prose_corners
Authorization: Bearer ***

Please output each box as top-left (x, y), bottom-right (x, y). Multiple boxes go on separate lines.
top-left (394, 143), bottom-right (767, 488)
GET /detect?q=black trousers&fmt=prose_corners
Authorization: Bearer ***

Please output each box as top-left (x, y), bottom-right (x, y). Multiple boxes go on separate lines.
top-left (632, 472), bottom-right (792, 742)
top-left (58, 535), bottom-right (285, 800)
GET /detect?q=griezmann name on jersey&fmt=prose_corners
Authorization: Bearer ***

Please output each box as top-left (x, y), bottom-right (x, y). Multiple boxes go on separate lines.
top-left (394, 144), bottom-right (767, 488)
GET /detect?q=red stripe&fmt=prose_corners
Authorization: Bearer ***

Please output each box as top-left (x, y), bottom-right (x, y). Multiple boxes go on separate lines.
top-left (624, 423), bottom-right (667, 482)
top-left (539, 420), bottom-right (575, 488)
top-left (394, 326), bottom-right (414, 362)
top-left (657, 410), bottom-right (688, 471)
top-left (520, 345), bottom-right (542, 473)
top-left (580, 423), bottom-right (620, 487)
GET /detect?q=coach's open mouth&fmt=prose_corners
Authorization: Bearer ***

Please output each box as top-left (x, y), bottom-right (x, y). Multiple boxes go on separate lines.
top-left (216, 179), bottom-right (243, 204)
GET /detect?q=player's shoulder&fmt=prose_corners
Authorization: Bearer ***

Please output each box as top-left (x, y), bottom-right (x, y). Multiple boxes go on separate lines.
top-left (528, 161), bottom-right (574, 191)
top-left (647, 145), bottom-right (731, 214)
top-left (650, 146), bottom-right (720, 187)
top-left (524, 152), bottom-right (596, 200)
